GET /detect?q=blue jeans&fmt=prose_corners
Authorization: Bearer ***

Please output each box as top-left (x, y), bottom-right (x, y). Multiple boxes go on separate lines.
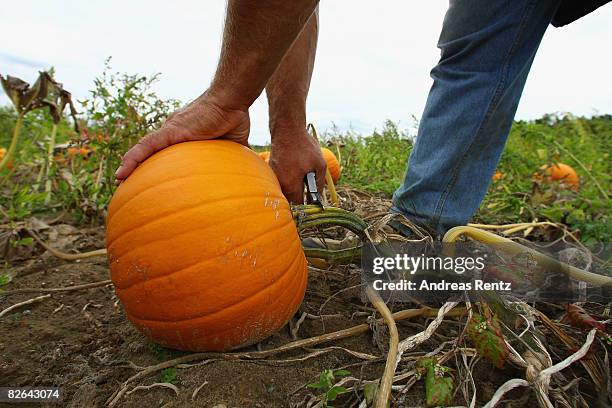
top-left (392, 0), bottom-right (562, 235)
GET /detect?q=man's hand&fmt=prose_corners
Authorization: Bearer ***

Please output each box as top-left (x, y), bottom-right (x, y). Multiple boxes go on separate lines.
top-left (265, 6), bottom-right (320, 204)
top-left (115, 93), bottom-right (249, 181)
top-left (269, 128), bottom-right (327, 204)
top-left (115, 0), bottom-right (319, 182)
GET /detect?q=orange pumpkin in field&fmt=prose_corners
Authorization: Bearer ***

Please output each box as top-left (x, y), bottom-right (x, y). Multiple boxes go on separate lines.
top-left (492, 171), bottom-right (504, 181)
top-left (106, 140), bottom-right (308, 351)
top-left (1, 147), bottom-right (13, 170)
top-left (545, 163), bottom-right (579, 190)
top-left (320, 147), bottom-right (341, 183)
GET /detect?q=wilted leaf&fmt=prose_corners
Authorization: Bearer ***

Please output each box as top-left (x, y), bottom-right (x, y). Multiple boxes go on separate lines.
top-left (0, 75), bottom-right (31, 113)
top-left (21, 72), bottom-right (48, 111)
top-left (0, 71), bottom-right (79, 130)
top-left (467, 313), bottom-right (509, 369)
top-left (563, 303), bottom-right (605, 332)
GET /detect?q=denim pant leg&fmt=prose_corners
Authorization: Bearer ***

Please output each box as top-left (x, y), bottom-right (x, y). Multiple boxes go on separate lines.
top-left (392, 0), bottom-right (561, 235)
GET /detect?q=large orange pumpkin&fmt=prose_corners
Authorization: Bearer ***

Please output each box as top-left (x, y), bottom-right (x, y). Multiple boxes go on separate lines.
top-left (106, 140), bottom-right (308, 351)
top-left (545, 163), bottom-right (579, 190)
top-left (321, 147), bottom-right (341, 183)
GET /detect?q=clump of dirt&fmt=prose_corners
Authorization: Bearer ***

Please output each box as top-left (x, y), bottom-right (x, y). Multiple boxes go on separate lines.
top-left (1, 192), bottom-right (609, 407)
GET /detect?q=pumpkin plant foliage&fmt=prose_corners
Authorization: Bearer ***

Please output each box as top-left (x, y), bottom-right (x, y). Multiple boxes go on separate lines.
top-left (416, 357), bottom-right (454, 407)
top-left (0, 70), bottom-right (78, 174)
top-left (467, 312), bottom-right (509, 369)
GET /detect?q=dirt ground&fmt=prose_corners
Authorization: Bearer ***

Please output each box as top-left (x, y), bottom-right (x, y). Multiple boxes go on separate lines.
top-left (1, 193), bottom-right (609, 407)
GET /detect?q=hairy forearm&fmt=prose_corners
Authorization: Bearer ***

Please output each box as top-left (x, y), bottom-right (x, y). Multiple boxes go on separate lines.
top-left (209, 0), bottom-right (319, 111)
top-left (267, 6), bottom-right (319, 135)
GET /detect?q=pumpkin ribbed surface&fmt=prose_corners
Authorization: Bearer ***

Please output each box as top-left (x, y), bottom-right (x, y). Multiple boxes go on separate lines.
top-left (106, 140), bottom-right (307, 351)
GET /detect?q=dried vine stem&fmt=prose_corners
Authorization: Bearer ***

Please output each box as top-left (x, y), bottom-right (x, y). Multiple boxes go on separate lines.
top-left (0, 294), bottom-right (51, 318)
top-left (531, 307), bottom-right (605, 389)
top-left (482, 329), bottom-right (597, 408)
top-left (1, 280), bottom-right (112, 297)
top-left (395, 301), bottom-right (460, 368)
top-left (106, 306), bottom-right (464, 407)
top-left (191, 381), bottom-right (208, 401)
top-left (27, 229), bottom-right (107, 260)
top-left (366, 286), bottom-right (398, 408)
top-left (126, 382), bottom-right (179, 396)
top-left (443, 226), bottom-right (612, 286)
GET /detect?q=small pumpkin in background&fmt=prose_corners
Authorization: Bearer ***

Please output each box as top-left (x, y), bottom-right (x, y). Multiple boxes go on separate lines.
top-left (321, 147), bottom-right (341, 183)
top-left (492, 171), bottom-right (504, 182)
top-left (1, 148), bottom-right (13, 170)
top-left (106, 140), bottom-right (308, 351)
top-left (533, 163), bottom-right (579, 190)
top-left (545, 163), bottom-right (579, 190)
top-left (67, 147), bottom-right (80, 157)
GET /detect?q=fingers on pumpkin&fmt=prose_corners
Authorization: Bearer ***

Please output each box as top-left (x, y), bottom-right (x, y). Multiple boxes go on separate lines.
top-left (115, 127), bottom-right (176, 180)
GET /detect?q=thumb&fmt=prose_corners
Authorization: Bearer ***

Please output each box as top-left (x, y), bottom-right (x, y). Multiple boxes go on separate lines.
top-left (115, 125), bottom-right (178, 180)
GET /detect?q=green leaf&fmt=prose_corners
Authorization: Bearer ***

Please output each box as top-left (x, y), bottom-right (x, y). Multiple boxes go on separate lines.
top-left (12, 237), bottom-right (34, 247)
top-left (333, 369), bottom-right (351, 377)
top-left (326, 386), bottom-right (347, 401)
top-left (536, 148), bottom-right (548, 160)
top-left (467, 313), bottom-right (509, 369)
top-left (160, 367), bottom-right (177, 384)
top-left (424, 368), bottom-right (453, 407)
top-left (417, 358), bottom-right (453, 407)
top-left (0, 274), bottom-right (11, 286)
top-left (319, 369), bottom-right (334, 388)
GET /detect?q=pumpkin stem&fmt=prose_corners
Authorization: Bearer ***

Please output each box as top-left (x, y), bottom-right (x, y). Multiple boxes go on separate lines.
top-left (303, 246), bottom-right (361, 263)
top-left (293, 205), bottom-right (370, 264)
top-left (292, 204), bottom-right (369, 238)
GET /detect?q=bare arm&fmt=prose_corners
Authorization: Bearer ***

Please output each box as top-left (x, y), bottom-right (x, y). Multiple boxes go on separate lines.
top-left (210, 0), bottom-right (320, 110)
top-left (265, 7), bottom-right (325, 203)
top-left (115, 0), bottom-right (319, 181)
